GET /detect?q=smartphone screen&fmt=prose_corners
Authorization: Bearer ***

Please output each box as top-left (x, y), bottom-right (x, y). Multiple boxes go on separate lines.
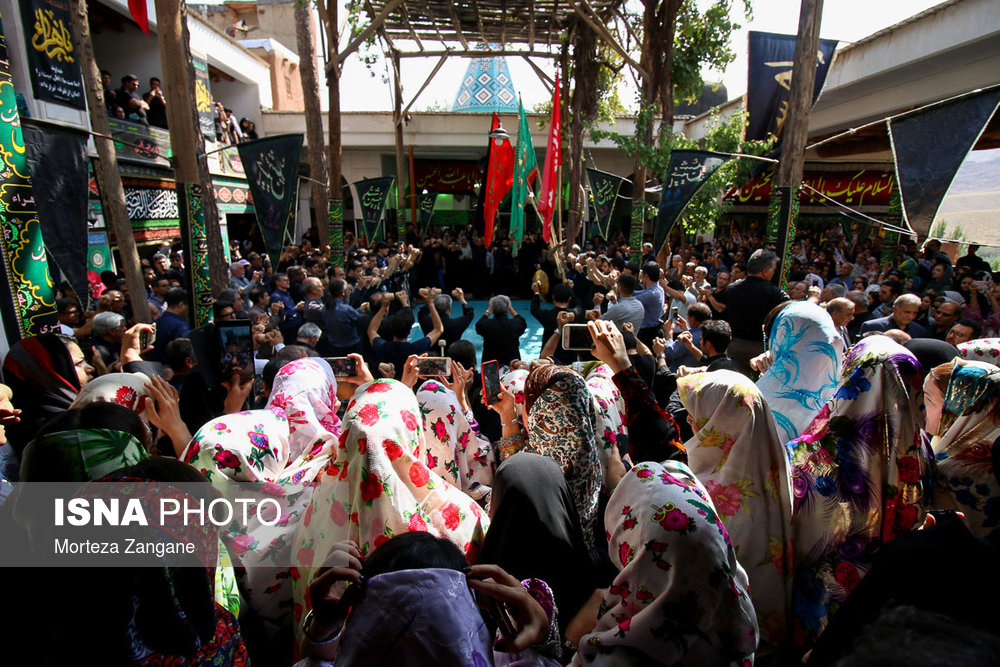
top-left (562, 323), bottom-right (594, 351)
top-left (139, 323), bottom-right (156, 349)
top-left (217, 320), bottom-right (254, 381)
top-left (324, 357), bottom-right (358, 377)
top-left (415, 357), bottom-right (451, 377)
top-left (481, 360), bottom-right (501, 405)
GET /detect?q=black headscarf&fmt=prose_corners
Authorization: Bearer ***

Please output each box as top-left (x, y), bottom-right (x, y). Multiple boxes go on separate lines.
top-left (479, 452), bottom-right (600, 630)
top-left (904, 339), bottom-right (960, 375)
top-left (2, 334), bottom-right (81, 453)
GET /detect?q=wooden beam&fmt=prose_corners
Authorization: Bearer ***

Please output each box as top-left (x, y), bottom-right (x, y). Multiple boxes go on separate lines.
top-left (399, 5), bottom-right (425, 51)
top-left (337, 0), bottom-right (404, 64)
top-left (549, 0), bottom-right (559, 48)
top-left (397, 49), bottom-right (558, 58)
top-left (445, 3), bottom-right (470, 49)
top-left (472, 0), bottom-right (489, 47)
top-left (522, 55), bottom-right (554, 92)
top-left (528, 2), bottom-right (535, 51)
top-left (500, 0), bottom-right (507, 45)
top-left (402, 54), bottom-right (449, 116)
top-left (569, 0), bottom-right (648, 80)
top-left (418, 0), bottom-right (451, 48)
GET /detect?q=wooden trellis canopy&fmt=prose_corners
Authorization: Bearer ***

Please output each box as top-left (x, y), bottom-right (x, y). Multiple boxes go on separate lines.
top-left (339, 0), bottom-right (626, 63)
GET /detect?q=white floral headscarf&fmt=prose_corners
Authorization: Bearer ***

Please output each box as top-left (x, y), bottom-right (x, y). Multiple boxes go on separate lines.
top-left (416, 379), bottom-right (495, 492)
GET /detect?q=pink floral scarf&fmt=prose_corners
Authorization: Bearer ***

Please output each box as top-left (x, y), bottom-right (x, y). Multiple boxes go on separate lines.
top-left (573, 461), bottom-right (758, 665)
top-left (679, 369), bottom-right (794, 652)
top-left (415, 379), bottom-right (495, 493)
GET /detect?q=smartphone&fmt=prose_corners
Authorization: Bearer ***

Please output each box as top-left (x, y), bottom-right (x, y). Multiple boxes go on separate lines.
top-left (671, 306), bottom-right (679, 320)
top-left (324, 357), bottom-right (358, 377)
top-left (216, 319), bottom-right (255, 381)
top-left (481, 360), bottom-right (501, 405)
top-left (415, 356), bottom-right (451, 377)
top-left (562, 323), bottom-right (594, 351)
top-left (139, 323), bottom-right (156, 349)
top-left (487, 598), bottom-right (518, 638)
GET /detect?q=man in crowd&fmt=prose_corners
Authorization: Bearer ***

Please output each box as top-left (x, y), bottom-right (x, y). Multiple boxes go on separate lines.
top-left (418, 288), bottom-right (474, 345)
top-left (270, 273), bottom-right (302, 344)
top-left (600, 273), bottom-right (644, 333)
top-left (477, 295), bottom-right (527, 367)
top-left (324, 278), bottom-right (362, 357)
top-left (846, 290), bottom-right (874, 342)
top-left (153, 288), bottom-right (190, 361)
top-left (295, 323), bottom-right (322, 355)
top-left (860, 293), bottom-right (927, 338)
top-left (827, 297), bottom-right (856, 344)
top-left (148, 275), bottom-right (170, 315)
top-left (635, 263), bottom-right (665, 347)
top-left (872, 280), bottom-right (903, 317)
top-left (370, 289), bottom-right (444, 378)
top-left (115, 74), bottom-right (149, 123)
top-left (91, 312), bottom-right (125, 368)
top-left (946, 318), bottom-right (982, 346)
top-left (711, 249), bottom-right (789, 377)
top-left (660, 302), bottom-right (711, 371)
top-left (928, 299), bottom-right (963, 341)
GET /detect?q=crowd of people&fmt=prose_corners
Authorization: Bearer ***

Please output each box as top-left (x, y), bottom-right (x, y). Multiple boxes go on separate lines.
top-left (99, 69), bottom-right (258, 143)
top-left (2, 220), bottom-right (1000, 666)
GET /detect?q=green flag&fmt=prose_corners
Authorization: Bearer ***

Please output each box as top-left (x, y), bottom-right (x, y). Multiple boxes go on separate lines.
top-left (510, 100), bottom-right (538, 256)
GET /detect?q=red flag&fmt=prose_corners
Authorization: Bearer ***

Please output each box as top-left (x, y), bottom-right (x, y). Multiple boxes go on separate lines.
top-left (129, 0), bottom-right (150, 34)
top-left (538, 74), bottom-right (561, 242)
top-left (483, 123), bottom-right (514, 247)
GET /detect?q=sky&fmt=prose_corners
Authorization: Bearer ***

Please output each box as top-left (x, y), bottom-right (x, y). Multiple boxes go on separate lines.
top-left (332, 0), bottom-right (947, 112)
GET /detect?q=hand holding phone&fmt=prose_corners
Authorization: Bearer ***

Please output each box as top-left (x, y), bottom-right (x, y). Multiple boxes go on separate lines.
top-left (562, 323), bottom-right (595, 351)
top-left (481, 360), bottom-right (501, 405)
top-left (324, 357), bottom-right (358, 377)
top-left (414, 357), bottom-right (451, 377)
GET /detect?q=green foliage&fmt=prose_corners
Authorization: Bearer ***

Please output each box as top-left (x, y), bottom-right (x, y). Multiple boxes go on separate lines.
top-left (673, 0), bottom-right (751, 104)
top-left (931, 218), bottom-right (969, 243)
top-left (591, 105), bottom-right (774, 232)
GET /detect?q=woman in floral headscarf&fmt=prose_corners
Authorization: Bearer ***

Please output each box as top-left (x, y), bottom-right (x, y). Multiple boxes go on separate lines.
top-left (787, 335), bottom-right (929, 646)
top-left (958, 338), bottom-right (1000, 364)
top-left (573, 461), bottom-right (758, 665)
top-left (577, 363), bottom-right (629, 489)
top-left (415, 379), bottom-right (494, 494)
top-left (924, 358), bottom-right (1000, 536)
top-left (291, 378), bottom-right (489, 640)
top-left (678, 369), bottom-right (793, 654)
top-left (757, 302), bottom-right (845, 444)
top-left (185, 357), bottom-right (343, 658)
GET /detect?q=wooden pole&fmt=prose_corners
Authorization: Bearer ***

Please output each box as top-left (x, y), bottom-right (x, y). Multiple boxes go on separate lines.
top-left (408, 145), bottom-right (418, 235)
top-left (392, 50), bottom-right (407, 242)
top-left (323, 1), bottom-right (345, 261)
top-left (154, 2), bottom-right (228, 313)
top-left (295, 3), bottom-right (330, 244)
top-left (69, 0), bottom-right (151, 323)
top-left (773, 0), bottom-right (824, 287)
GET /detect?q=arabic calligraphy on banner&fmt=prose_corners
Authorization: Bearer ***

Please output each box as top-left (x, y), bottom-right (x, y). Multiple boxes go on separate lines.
top-left (237, 134), bottom-right (303, 266)
top-left (109, 118), bottom-right (172, 167)
top-left (725, 170), bottom-right (896, 207)
top-left (0, 9), bottom-right (57, 342)
top-left (654, 150), bottom-right (730, 252)
top-left (18, 0), bottom-right (84, 109)
top-left (413, 160), bottom-right (480, 192)
top-left (192, 56), bottom-right (216, 140)
top-left (353, 176), bottom-right (395, 242)
top-left (125, 187), bottom-right (179, 221)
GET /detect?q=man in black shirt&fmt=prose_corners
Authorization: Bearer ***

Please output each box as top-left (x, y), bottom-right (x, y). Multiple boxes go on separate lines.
top-left (476, 295), bottom-right (527, 368)
top-left (417, 288), bottom-right (474, 344)
top-left (115, 74), bottom-right (148, 123)
top-left (711, 249), bottom-right (789, 377)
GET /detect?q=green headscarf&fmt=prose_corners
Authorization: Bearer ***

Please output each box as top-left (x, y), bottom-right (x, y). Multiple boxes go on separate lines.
top-left (20, 428), bottom-right (148, 482)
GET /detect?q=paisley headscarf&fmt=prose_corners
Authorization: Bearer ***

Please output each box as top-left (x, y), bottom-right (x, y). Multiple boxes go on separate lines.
top-left (523, 366), bottom-right (602, 547)
top-left (678, 370), bottom-right (793, 652)
top-left (930, 358), bottom-right (1000, 536)
top-left (757, 302), bottom-right (845, 443)
top-left (415, 379), bottom-right (495, 492)
top-left (572, 461), bottom-right (758, 666)
top-left (291, 379), bottom-right (489, 639)
top-left (787, 335), bottom-right (929, 646)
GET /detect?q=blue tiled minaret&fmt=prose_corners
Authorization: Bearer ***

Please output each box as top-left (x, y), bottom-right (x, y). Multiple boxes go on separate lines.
top-left (452, 54), bottom-right (519, 113)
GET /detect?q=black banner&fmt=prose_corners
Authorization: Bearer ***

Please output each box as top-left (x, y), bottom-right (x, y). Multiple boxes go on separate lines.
top-left (193, 56), bottom-right (215, 141)
top-left (353, 177), bottom-right (394, 242)
top-left (746, 31), bottom-right (838, 142)
top-left (889, 88), bottom-right (1000, 238)
top-left (237, 134), bottom-right (303, 266)
top-left (419, 191), bottom-right (439, 235)
top-left (23, 122), bottom-right (89, 302)
top-left (653, 150), bottom-right (729, 253)
top-left (108, 118), bottom-right (171, 167)
top-left (18, 0), bottom-right (84, 109)
top-left (586, 168), bottom-right (627, 238)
